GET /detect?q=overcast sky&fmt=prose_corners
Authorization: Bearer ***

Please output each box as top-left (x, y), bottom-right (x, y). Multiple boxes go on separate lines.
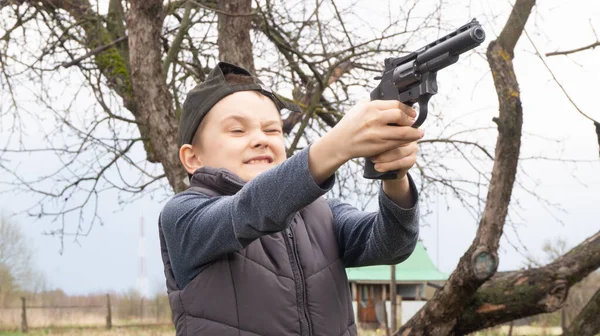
top-left (1, 0), bottom-right (599, 296)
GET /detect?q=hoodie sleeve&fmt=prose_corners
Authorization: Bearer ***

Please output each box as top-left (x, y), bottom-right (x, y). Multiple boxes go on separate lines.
top-left (160, 145), bottom-right (335, 288)
top-left (328, 173), bottom-right (420, 267)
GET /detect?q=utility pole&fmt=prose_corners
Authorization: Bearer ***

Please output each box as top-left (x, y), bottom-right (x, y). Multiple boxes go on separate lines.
top-left (137, 215), bottom-right (148, 321)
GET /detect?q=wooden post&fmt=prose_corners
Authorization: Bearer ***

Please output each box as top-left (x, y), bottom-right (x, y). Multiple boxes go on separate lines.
top-left (106, 294), bottom-right (112, 330)
top-left (20, 297), bottom-right (28, 333)
top-left (351, 282), bottom-right (359, 328)
top-left (156, 295), bottom-right (160, 323)
top-left (382, 284), bottom-right (389, 336)
top-left (561, 308), bottom-right (567, 333)
top-left (390, 265), bottom-right (397, 332)
top-left (397, 295), bottom-right (402, 327)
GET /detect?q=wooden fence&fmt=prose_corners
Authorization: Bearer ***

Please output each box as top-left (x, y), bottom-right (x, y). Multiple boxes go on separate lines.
top-left (14, 294), bottom-right (112, 333)
top-left (0, 293), bottom-right (172, 333)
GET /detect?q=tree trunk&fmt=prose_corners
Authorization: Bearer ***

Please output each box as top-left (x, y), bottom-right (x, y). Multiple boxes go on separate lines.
top-left (395, 0), bottom-right (535, 334)
top-left (20, 0), bottom-right (188, 192)
top-left (127, 0), bottom-right (188, 192)
top-left (217, 0), bottom-right (255, 72)
top-left (453, 231), bottom-right (599, 334)
top-left (563, 279), bottom-right (600, 336)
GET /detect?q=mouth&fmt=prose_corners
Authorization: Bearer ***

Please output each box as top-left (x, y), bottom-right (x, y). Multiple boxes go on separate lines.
top-left (244, 155), bottom-right (274, 165)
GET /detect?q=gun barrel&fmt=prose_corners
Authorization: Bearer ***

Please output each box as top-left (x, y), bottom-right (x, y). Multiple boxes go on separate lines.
top-left (416, 25), bottom-right (485, 64)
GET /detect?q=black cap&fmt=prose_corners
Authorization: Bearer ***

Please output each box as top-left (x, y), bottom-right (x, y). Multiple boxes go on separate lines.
top-left (178, 62), bottom-right (294, 147)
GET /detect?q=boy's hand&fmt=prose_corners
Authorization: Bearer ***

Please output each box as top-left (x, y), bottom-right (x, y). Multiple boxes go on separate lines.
top-left (369, 141), bottom-right (419, 180)
top-left (331, 100), bottom-right (424, 161)
top-left (308, 99), bottom-right (422, 186)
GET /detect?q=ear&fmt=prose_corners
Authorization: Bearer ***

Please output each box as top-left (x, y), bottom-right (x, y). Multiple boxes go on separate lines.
top-left (179, 144), bottom-right (203, 174)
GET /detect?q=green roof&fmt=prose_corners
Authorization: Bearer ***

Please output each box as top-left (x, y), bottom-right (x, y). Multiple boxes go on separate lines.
top-left (346, 241), bottom-right (448, 282)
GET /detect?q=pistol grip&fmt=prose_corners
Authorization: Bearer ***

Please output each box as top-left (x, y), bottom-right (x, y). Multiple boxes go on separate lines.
top-left (362, 95), bottom-right (430, 180)
top-left (363, 157), bottom-right (399, 180)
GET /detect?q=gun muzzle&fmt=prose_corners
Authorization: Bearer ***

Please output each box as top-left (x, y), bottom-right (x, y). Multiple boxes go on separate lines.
top-left (417, 25), bottom-right (486, 64)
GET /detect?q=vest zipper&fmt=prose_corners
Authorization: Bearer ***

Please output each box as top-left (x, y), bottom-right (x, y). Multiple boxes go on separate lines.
top-left (285, 227), bottom-right (313, 336)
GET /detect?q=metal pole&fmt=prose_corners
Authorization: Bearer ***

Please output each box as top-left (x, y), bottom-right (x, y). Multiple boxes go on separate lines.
top-left (390, 265), bottom-right (397, 332)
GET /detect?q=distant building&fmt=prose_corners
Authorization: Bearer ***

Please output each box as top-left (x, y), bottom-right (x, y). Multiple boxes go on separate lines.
top-left (346, 240), bottom-right (447, 328)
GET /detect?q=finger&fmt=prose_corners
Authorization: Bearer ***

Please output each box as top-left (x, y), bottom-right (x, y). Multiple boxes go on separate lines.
top-left (370, 100), bottom-right (415, 117)
top-left (374, 154), bottom-right (417, 173)
top-left (378, 125), bottom-right (424, 142)
top-left (379, 108), bottom-right (416, 127)
top-left (371, 143), bottom-right (418, 163)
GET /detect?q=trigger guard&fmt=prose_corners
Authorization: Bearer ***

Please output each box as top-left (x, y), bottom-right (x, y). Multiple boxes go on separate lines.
top-left (412, 103), bottom-right (427, 128)
top-left (411, 96), bottom-right (430, 128)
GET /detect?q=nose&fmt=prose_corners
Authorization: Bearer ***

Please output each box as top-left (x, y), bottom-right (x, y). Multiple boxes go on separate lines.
top-left (250, 129), bottom-right (269, 149)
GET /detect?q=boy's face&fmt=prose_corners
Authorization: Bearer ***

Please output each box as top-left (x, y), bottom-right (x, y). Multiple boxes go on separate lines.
top-left (187, 91), bottom-right (286, 182)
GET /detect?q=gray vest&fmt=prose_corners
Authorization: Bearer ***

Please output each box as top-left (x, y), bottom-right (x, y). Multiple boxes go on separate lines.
top-left (159, 171), bottom-right (357, 336)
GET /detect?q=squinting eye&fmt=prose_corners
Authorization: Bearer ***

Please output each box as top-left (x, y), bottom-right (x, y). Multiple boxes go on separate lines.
top-left (231, 129), bottom-right (244, 133)
top-left (266, 129), bottom-right (281, 134)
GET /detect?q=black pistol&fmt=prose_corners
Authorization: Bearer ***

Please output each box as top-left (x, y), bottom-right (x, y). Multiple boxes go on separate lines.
top-left (364, 18), bottom-right (486, 180)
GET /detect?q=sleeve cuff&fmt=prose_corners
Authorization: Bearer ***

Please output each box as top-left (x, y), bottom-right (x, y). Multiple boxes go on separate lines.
top-left (379, 172), bottom-right (419, 211)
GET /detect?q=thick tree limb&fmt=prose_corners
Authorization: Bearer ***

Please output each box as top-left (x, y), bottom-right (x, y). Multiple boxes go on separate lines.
top-left (127, 0), bottom-right (188, 192)
top-left (563, 283), bottom-right (600, 336)
top-left (162, 0), bottom-right (192, 74)
top-left (496, 0), bottom-right (535, 57)
top-left (217, 0), bottom-right (254, 72)
top-left (107, 0), bottom-right (128, 68)
top-left (395, 1), bottom-right (535, 334)
top-left (61, 35), bottom-right (127, 68)
top-left (453, 231), bottom-right (600, 334)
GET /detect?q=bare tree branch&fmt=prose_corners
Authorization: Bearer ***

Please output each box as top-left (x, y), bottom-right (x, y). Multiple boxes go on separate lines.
top-left (453, 231), bottom-right (600, 334)
top-left (546, 41), bottom-right (600, 57)
top-left (521, 31), bottom-right (599, 125)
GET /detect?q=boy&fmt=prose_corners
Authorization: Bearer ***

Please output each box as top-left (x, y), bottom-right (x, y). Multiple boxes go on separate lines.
top-left (159, 62), bottom-right (423, 336)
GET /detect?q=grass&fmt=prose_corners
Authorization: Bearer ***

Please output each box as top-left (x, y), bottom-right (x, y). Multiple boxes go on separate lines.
top-left (0, 325), bottom-right (175, 336)
top-left (0, 309), bottom-right (171, 331)
top-left (0, 323), bottom-right (564, 336)
top-left (356, 325), bottom-right (563, 336)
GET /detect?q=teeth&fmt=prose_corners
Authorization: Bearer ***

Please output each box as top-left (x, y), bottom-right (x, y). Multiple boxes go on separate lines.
top-left (248, 159), bottom-right (270, 164)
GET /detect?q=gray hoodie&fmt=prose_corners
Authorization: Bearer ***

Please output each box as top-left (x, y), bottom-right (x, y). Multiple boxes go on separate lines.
top-left (159, 145), bottom-right (419, 335)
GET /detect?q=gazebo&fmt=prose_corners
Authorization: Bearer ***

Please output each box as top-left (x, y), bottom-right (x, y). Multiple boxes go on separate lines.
top-left (345, 240), bottom-right (448, 327)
